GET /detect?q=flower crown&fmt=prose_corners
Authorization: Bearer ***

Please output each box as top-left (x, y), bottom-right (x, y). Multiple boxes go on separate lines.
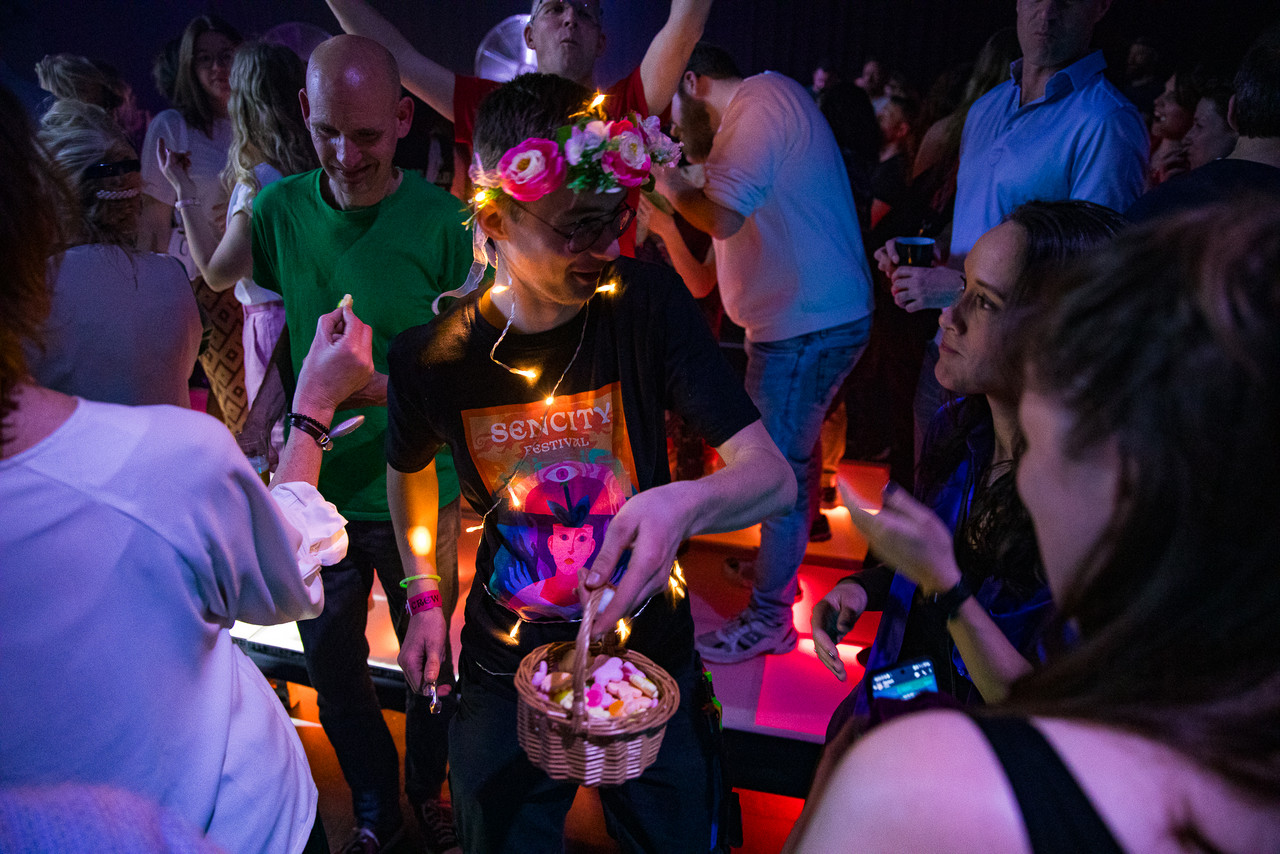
top-left (469, 99), bottom-right (682, 206)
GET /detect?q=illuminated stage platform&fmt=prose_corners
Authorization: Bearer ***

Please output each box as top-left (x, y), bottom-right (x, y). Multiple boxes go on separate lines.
top-left (231, 461), bottom-right (889, 836)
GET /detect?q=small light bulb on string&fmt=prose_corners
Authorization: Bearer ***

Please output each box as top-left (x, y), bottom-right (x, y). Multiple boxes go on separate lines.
top-left (408, 526), bottom-right (433, 556)
top-left (595, 280), bottom-right (618, 295)
top-left (473, 189), bottom-right (490, 207)
top-left (616, 618), bottom-right (631, 644)
top-left (508, 487), bottom-right (521, 509)
top-left (465, 523), bottom-right (484, 534)
top-left (508, 619), bottom-right (522, 642)
top-left (590, 92), bottom-right (606, 111)
top-left (513, 368), bottom-right (539, 381)
top-left (491, 284), bottom-right (508, 295)
top-left (668, 560), bottom-right (687, 600)
top-left (544, 396), bottom-right (555, 406)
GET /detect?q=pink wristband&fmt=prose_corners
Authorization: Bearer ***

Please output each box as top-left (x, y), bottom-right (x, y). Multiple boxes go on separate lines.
top-left (406, 589), bottom-right (443, 616)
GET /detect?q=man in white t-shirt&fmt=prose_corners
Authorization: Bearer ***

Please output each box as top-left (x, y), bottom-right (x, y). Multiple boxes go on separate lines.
top-left (658, 43), bottom-right (875, 663)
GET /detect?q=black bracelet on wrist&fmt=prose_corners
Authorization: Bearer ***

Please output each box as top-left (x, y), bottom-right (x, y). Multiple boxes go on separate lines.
top-left (287, 412), bottom-right (333, 451)
top-left (932, 577), bottom-right (973, 621)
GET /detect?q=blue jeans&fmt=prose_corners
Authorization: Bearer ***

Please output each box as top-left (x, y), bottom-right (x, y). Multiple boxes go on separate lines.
top-left (448, 649), bottom-right (720, 853)
top-left (745, 317), bottom-right (871, 623)
top-left (296, 500), bottom-right (461, 830)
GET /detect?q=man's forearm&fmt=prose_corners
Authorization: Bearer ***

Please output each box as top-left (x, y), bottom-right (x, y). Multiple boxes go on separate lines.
top-left (679, 420), bottom-right (794, 536)
top-left (666, 186), bottom-right (745, 240)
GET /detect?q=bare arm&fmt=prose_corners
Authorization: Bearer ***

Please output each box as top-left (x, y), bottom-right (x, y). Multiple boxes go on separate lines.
top-left (841, 481), bottom-right (1034, 702)
top-left (655, 164), bottom-right (745, 240)
top-left (587, 419), bottom-right (794, 627)
top-left (388, 461), bottom-right (446, 694)
top-left (155, 137), bottom-right (250, 291)
top-left (137, 195), bottom-right (172, 253)
top-left (325, 0), bottom-right (457, 120)
top-left (273, 304), bottom-right (374, 487)
top-left (638, 0), bottom-right (713, 114)
top-left (641, 195), bottom-right (717, 298)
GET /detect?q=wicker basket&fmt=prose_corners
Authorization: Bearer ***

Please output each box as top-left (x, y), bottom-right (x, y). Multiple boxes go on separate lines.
top-left (515, 588), bottom-right (680, 787)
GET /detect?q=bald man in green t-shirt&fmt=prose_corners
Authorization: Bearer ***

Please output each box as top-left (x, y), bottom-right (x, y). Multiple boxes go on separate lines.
top-left (251, 35), bottom-right (469, 853)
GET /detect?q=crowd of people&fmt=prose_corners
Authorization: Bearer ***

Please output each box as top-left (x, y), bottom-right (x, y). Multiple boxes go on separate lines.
top-left (2, 0), bottom-right (1279, 853)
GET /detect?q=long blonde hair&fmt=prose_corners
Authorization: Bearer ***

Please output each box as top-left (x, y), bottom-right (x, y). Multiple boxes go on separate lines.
top-left (223, 41), bottom-right (316, 195)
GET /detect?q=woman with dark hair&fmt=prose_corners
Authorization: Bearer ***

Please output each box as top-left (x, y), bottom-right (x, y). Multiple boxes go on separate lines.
top-left (28, 99), bottom-right (201, 408)
top-left (811, 200), bottom-right (1127, 731)
top-left (159, 39), bottom-right (316, 407)
top-left (791, 199), bottom-right (1280, 853)
top-left (1147, 69), bottom-right (1201, 186)
top-left (137, 15), bottom-right (242, 264)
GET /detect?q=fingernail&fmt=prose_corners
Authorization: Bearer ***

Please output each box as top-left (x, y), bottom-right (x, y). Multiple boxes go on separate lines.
top-left (585, 572), bottom-right (600, 587)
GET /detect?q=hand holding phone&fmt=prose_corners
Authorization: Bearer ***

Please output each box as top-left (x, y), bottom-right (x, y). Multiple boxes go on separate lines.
top-left (869, 657), bottom-right (938, 701)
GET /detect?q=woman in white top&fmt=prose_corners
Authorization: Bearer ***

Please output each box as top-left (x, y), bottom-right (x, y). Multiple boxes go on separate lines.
top-left (138, 15), bottom-right (241, 273)
top-left (28, 99), bottom-right (201, 408)
top-left (159, 40), bottom-right (317, 405)
top-left (1, 82), bottom-right (375, 854)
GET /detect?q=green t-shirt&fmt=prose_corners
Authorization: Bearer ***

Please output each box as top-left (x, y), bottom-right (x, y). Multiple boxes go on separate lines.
top-left (252, 169), bottom-right (468, 519)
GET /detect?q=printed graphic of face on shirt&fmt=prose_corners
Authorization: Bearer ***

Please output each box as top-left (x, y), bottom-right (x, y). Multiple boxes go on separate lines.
top-left (549, 523), bottom-right (596, 574)
top-left (464, 385), bottom-right (637, 621)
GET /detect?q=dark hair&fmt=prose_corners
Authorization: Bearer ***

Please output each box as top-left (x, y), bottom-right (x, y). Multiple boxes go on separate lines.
top-left (940, 28), bottom-right (1021, 169)
top-left (173, 15), bottom-right (243, 136)
top-left (685, 42), bottom-right (742, 81)
top-left (152, 37), bottom-right (181, 106)
top-left (473, 72), bottom-right (592, 172)
top-left (1006, 201), bottom-right (1280, 799)
top-left (920, 201), bottom-right (1125, 593)
top-left (1233, 35), bottom-right (1280, 137)
top-left (0, 84), bottom-right (69, 450)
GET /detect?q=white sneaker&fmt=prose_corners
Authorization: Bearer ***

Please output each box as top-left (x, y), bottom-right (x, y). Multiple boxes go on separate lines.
top-left (696, 609), bottom-right (798, 664)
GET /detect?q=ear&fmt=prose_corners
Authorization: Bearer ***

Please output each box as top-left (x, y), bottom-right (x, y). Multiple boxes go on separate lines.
top-left (299, 88), bottom-right (311, 124)
top-left (524, 23), bottom-right (536, 51)
top-left (1226, 94), bottom-right (1239, 133)
top-left (477, 202), bottom-right (512, 243)
top-left (681, 70), bottom-right (698, 97)
top-left (594, 29), bottom-right (607, 60)
top-left (395, 95), bottom-right (414, 140)
top-left (1093, 0), bottom-right (1113, 24)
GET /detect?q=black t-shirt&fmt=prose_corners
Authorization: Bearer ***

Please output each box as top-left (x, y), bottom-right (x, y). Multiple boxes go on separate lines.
top-left (1126, 158), bottom-right (1280, 223)
top-left (387, 257), bottom-right (759, 675)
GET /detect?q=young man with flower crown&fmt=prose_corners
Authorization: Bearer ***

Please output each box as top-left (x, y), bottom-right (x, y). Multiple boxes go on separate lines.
top-left (385, 73), bottom-right (793, 852)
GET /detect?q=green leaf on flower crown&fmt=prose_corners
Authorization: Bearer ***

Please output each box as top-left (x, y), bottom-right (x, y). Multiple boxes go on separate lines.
top-left (555, 126), bottom-right (572, 145)
top-left (640, 174), bottom-right (655, 193)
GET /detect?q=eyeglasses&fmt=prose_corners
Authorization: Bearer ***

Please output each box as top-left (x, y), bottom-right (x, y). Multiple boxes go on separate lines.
top-left (82, 159), bottom-right (141, 179)
top-left (195, 50), bottom-right (235, 71)
top-left (511, 200), bottom-right (635, 253)
top-left (532, 0), bottom-right (601, 27)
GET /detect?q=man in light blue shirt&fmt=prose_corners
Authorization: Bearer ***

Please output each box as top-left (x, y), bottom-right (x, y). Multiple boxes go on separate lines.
top-left (883, 0), bottom-right (1147, 310)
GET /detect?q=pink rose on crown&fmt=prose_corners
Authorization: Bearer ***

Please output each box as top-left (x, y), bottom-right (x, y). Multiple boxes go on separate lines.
top-left (601, 120), bottom-right (650, 188)
top-left (498, 138), bottom-right (566, 201)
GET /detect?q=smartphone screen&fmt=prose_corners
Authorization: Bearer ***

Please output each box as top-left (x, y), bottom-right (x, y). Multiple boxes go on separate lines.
top-left (869, 657), bottom-right (938, 701)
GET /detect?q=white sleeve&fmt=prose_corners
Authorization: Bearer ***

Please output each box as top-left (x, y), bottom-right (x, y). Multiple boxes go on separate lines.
top-left (269, 481), bottom-right (349, 593)
top-left (177, 420), bottom-right (324, 626)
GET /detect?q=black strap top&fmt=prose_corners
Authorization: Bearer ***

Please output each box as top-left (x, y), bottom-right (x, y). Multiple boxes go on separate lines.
top-left (971, 715), bottom-right (1125, 854)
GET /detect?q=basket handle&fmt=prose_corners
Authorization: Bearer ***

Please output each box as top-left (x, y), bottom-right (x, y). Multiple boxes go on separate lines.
top-left (570, 585), bottom-right (613, 732)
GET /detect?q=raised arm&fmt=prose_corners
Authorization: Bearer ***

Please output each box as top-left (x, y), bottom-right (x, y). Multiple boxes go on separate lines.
top-left (587, 419), bottom-right (794, 627)
top-left (654, 161), bottom-right (745, 240)
top-left (325, 0), bottom-right (458, 120)
top-left (842, 481), bottom-right (1034, 702)
top-left (640, 194), bottom-right (717, 298)
top-left (156, 137), bottom-right (250, 291)
top-left (638, 0), bottom-right (713, 114)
